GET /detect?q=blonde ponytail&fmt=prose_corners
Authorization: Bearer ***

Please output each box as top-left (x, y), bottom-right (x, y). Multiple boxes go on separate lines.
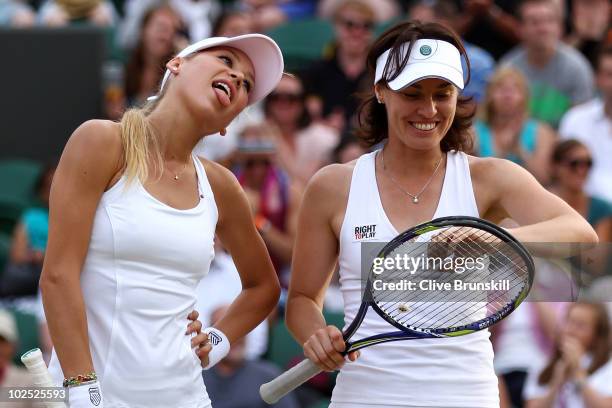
top-left (119, 99), bottom-right (163, 186)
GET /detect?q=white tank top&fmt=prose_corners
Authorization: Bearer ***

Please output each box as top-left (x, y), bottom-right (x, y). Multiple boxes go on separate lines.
top-left (48, 155), bottom-right (216, 408)
top-left (331, 150), bottom-right (499, 408)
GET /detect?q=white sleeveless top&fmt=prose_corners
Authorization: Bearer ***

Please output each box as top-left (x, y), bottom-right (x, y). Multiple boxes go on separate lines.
top-left (48, 155), bottom-right (216, 408)
top-left (331, 150), bottom-right (498, 408)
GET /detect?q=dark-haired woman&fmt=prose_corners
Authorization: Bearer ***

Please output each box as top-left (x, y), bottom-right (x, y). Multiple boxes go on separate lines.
top-left (124, 5), bottom-right (186, 107)
top-left (548, 139), bottom-right (612, 277)
top-left (265, 74), bottom-right (339, 184)
top-left (524, 302), bottom-right (612, 408)
top-left (285, 21), bottom-right (597, 407)
top-left (549, 139), bottom-right (612, 244)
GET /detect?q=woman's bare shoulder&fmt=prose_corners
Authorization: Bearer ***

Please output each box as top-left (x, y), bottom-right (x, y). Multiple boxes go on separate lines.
top-left (307, 161), bottom-right (356, 197)
top-left (198, 156), bottom-right (242, 197)
top-left (466, 154), bottom-right (527, 184)
top-left (62, 120), bottom-right (122, 174)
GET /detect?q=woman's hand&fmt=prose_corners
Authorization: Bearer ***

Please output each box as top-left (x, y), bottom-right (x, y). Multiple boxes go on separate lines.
top-left (303, 325), bottom-right (359, 372)
top-left (560, 336), bottom-right (586, 377)
top-left (186, 310), bottom-right (212, 367)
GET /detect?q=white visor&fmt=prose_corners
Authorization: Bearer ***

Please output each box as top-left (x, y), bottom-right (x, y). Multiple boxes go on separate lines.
top-left (148, 34), bottom-right (284, 105)
top-left (374, 39), bottom-right (464, 90)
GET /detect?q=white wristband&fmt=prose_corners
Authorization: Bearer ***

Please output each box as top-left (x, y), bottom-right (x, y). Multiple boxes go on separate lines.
top-left (68, 381), bottom-right (104, 407)
top-left (202, 327), bottom-right (230, 370)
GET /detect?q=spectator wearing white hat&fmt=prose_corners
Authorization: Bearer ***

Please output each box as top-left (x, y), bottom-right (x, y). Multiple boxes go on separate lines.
top-left (0, 309), bottom-right (35, 408)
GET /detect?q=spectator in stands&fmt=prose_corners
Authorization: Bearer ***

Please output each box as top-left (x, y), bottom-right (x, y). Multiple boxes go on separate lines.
top-left (407, 0), bottom-right (496, 103)
top-left (124, 4), bottom-right (186, 106)
top-left (500, 0), bottom-right (594, 128)
top-left (474, 66), bottom-right (556, 183)
top-left (202, 305), bottom-right (299, 408)
top-left (549, 139), bottom-right (612, 238)
top-left (331, 132), bottom-right (367, 164)
top-left (211, 10), bottom-right (253, 38)
top-left (119, 0), bottom-right (220, 50)
top-left (565, 0), bottom-right (610, 69)
top-left (452, 0), bottom-right (521, 60)
top-left (238, 0), bottom-right (288, 32)
top-left (0, 0), bottom-right (35, 26)
top-left (318, 0), bottom-right (400, 23)
top-left (492, 303), bottom-right (559, 408)
top-left (193, 10), bottom-right (260, 162)
top-left (0, 309), bottom-right (35, 407)
top-left (559, 45), bottom-right (612, 203)
top-left (38, 0), bottom-right (119, 27)
top-left (302, 0), bottom-right (374, 133)
top-left (265, 74), bottom-right (339, 184)
top-left (232, 124), bottom-right (301, 288)
top-left (0, 164), bottom-right (55, 299)
top-left (524, 302), bottom-right (612, 407)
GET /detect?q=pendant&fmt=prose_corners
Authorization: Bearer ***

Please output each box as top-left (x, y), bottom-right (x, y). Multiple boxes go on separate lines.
top-left (174, 175), bottom-right (179, 180)
top-left (412, 197), bottom-right (419, 204)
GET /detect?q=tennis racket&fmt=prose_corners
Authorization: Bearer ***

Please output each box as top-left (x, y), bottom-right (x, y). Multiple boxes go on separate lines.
top-left (21, 348), bottom-right (66, 408)
top-left (260, 216), bottom-right (534, 404)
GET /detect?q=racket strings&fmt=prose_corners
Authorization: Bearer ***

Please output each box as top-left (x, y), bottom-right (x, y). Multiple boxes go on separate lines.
top-left (370, 226), bottom-right (530, 331)
top-left (383, 238), bottom-right (527, 327)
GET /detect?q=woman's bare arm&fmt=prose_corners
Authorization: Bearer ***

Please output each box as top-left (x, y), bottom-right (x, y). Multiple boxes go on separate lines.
top-left (40, 120), bottom-right (122, 378)
top-left (475, 158), bottom-right (598, 257)
top-left (204, 160), bottom-right (281, 343)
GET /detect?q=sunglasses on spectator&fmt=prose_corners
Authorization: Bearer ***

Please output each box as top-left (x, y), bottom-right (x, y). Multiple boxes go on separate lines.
top-left (245, 158), bottom-right (271, 168)
top-left (337, 17), bottom-right (374, 32)
top-left (562, 158), bottom-right (593, 171)
top-left (268, 92), bottom-right (303, 103)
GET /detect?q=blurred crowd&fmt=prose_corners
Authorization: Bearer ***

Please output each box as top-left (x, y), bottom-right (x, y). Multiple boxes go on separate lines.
top-left (1, 0), bottom-right (612, 407)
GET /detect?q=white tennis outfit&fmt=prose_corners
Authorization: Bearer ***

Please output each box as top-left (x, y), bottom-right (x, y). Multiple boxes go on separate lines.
top-left (330, 150), bottom-right (499, 408)
top-left (48, 155), bottom-right (216, 408)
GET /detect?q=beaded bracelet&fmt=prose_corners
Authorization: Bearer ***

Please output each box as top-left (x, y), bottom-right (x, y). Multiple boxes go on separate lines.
top-left (63, 372), bottom-right (97, 388)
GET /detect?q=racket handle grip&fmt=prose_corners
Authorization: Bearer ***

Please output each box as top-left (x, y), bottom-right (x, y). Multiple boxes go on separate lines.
top-left (21, 348), bottom-right (66, 408)
top-left (260, 358), bottom-right (322, 404)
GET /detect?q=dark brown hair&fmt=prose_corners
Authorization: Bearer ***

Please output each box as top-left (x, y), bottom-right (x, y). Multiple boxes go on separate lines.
top-left (538, 302), bottom-right (611, 385)
top-left (356, 20), bottom-right (476, 151)
top-left (125, 5), bottom-right (182, 103)
top-left (552, 139), bottom-right (588, 164)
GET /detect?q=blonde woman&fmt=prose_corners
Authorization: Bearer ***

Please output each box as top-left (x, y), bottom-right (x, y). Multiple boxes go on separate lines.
top-left (475, 66), bottom-right (556, 184)
top-left (40, 35), bottom-right (283, 408)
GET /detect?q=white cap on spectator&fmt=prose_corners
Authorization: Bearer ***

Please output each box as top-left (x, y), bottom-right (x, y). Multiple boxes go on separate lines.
top-left (0, 309), bottom-right (18, 344)
top-left (375, 39), bottom-right (464, 90)
top-left (149, 34), bottom-right (284, 105)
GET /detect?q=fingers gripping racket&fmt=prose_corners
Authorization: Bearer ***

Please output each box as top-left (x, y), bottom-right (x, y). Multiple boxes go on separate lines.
top-left (21, 348), bottom-right (66, 407)
top-left (260, 216), bottom-right (534, 404)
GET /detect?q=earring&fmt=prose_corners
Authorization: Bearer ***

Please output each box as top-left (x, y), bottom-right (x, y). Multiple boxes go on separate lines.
top-left (220, 128), bottom-right (227, 136)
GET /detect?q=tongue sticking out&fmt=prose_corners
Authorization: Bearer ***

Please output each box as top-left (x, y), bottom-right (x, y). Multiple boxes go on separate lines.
top-left (213, 87), bottom-right (231, 107)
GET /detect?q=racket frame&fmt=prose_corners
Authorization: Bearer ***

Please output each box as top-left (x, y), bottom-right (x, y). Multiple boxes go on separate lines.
top-left (343, 216), bottom-right (534, 353)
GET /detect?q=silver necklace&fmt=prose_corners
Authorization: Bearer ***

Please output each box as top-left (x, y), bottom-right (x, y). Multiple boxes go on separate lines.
top-left (381, 149), bottom-right (443, 204)
top-left (166, 161), bottom-right (189, 181)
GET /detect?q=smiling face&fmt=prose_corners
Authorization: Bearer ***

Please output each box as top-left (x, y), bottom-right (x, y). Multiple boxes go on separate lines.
top-left (166, 46), bottom-right (255, 129)
top-left (376, 78), bottom-right (458, 150)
